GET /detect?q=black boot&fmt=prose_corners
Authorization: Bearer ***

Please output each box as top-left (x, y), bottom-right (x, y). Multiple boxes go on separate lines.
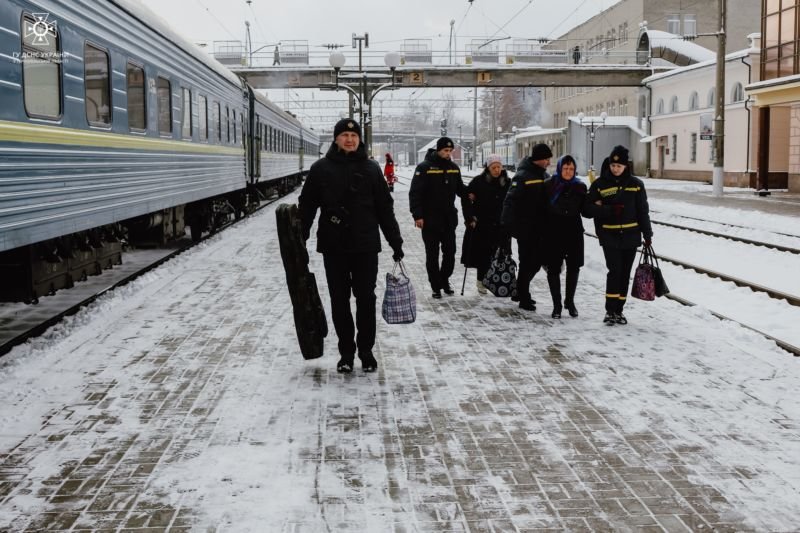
top-left (547, 268), bottom-right (562, 319)
top-left (564, 268), bottom-right (579, 317)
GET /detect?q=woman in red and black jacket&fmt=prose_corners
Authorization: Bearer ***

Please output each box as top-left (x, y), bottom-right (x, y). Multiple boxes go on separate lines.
top-left (384, 153), bottom-right (397, 192)
top-left (587, 145), bottom-right (653, 325)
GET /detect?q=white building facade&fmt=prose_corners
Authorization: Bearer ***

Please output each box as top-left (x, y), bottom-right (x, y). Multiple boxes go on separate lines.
top-left (644, 38), bottom-right (759, 185)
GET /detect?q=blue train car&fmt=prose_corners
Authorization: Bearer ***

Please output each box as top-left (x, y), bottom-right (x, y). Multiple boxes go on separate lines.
top-left (0, 0), bottom-right (315, 302)
top-left (248, 87), bottom-right (319, 195)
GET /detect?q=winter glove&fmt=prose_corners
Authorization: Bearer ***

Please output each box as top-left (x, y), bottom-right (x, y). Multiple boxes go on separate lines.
top-left (392, 246), bottom-right (404, 262)
top-left (644, 238), bottom-right (652, 247)
top-left (612, 204), bottom-right (624, 217)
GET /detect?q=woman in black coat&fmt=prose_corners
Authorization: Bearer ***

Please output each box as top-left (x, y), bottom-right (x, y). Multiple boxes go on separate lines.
top-left (587, 145), bottom-right (653, 325)
top-left (460, 155), bottom-right (511, 293)
top-left (543, 155), bottom-right (591, 318)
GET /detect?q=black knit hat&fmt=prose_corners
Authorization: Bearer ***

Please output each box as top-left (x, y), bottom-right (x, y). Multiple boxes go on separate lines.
top-left (531, 143), bottom-right (553, 161)
top-left (333, 118), bottom-right (361, 139)
top-left (609, 145), bottom-right (630, 165)
top-left (436, 137), bottom-right (455, 151)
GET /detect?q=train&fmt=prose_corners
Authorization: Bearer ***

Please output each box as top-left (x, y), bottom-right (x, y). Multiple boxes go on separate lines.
top-left (0, 0), bottom-right (320, 303)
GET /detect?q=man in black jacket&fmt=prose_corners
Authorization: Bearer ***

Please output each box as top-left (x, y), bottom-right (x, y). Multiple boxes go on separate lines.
top-left (408, 137), bottom-right (465, 298)
top-left (299, 119), bottom-right (404, 373)
top-left (501, 143), bottom-right (551, 311)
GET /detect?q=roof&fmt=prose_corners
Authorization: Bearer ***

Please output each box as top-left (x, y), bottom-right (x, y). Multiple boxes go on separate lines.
top-left (638, 29), bottom-right (715, 67)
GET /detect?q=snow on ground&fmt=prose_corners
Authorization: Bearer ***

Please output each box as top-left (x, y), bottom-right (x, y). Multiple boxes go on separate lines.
top-left (0, 173), bottom-right (799, 531)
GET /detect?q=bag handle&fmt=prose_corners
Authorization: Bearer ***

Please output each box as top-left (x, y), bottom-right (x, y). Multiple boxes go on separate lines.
top-left (392, 260), bottom-right (409, 278)
top-left (646, 244), bottom-right (661, 269)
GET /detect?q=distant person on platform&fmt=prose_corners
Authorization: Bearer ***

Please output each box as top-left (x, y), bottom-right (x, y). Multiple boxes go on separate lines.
top-left (384, 152), bottom-right (397, 192)
top-left (409, 137), bottom-right (465, 299)
top-left (272, 45), bottom-right (280, 65)
top-left (572, 45), bottom-right (581, 64)
top-left (501, 142), bottom-right (551, 311)
top-left (587, 145), bottom-right (653, 325)
top-left (299, 118), bottom-right (404, 374)
top-left (461, 154), bottom-right (511, 294)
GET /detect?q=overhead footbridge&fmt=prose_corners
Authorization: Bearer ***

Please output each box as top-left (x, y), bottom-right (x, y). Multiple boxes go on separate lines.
top-left (231, 64), bottom-right (675, 90)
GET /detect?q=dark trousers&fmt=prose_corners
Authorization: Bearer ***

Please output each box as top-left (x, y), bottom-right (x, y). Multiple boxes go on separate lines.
top-left (421, 225), bottom-right (456, 291)
top-left (602, 247), bottom-right (637, 313)
top-left (322, 252), bottom-right (378, 360)
top-left (517, 240), bottom-right (542, 302)
top-left (547, 262), bottom-right (580, 308)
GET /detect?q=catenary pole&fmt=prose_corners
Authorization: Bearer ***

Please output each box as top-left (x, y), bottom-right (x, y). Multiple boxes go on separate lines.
top-left (712, 0), bottom-right (726, 197)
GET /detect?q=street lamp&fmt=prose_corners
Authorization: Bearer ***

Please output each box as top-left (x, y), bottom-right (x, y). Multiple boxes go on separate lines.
top-left (326, 47), bottom-right (401, 157)
top-left (577, 111), bottom-right (608, 180)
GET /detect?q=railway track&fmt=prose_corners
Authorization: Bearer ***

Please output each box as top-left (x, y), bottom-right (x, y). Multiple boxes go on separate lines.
top-left (0, 195), bottom-right (286, 358)
top-left (585, 232), bottom-right (800, 357)
top-left (650, 209), bottom-right (800, 240)
top-left (650, 218), bottom-right (800, 254)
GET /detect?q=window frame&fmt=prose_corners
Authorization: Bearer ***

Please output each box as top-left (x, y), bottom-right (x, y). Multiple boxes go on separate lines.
top-left (21, 12), bottom-right (63, 120)
top-left (126, 61), bottom-right (146, 132)
top-left (84, 41), bottom-right (112, 128)
top-left (156, 76), bottom-right (172, 136)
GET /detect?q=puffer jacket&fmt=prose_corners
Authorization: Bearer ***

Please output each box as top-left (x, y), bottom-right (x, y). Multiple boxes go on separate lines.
top-left (299, 142), bottom-right (403, 255)
top-left (586, 157), bottom-right (653, 250)
top-left (500, 156), bottom-right (548, 242)
top-left (408, 148), bottom-right (465, 230)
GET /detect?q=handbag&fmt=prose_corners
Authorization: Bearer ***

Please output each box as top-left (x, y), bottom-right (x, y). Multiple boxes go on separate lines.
top-left (382, 261), bottom-right (416, 324)
top-left (648, 245), bottom-right (670, 297)
top-left (482, 247), bottom-right (518, 298)
top-left (631, 247), bottom-right (656, 301)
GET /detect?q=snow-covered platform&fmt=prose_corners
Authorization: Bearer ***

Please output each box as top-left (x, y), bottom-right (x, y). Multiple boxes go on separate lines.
top-left (1, 177), bottom-right (799, 532)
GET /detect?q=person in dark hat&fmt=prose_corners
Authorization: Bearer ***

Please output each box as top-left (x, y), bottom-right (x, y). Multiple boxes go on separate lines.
top-left (409, 136), bottom-right (466, 298)
top-left (587, 144), bottom-right (653, 325)
top-left (299, 118), bottom-right (404, 373)
top-left (500, 142), bottom-right (552, 311)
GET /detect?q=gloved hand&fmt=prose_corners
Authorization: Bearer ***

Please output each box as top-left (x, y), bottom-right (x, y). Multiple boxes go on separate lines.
top-left (644, 238), bottom-right (652, 247)
top-left (392, 247), bottom-right (404, 262)
top-left (612, 204), bottom-right (624, 217)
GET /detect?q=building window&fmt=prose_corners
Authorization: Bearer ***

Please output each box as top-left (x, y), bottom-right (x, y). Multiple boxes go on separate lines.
top-left (731, 82), bottom-right (745, 103)
top-left (707, 88), bottom-right (716, 108)
top-left (689, 91), bottom-right (699, 110)
top-left (671, 134), bottom-right (677, 162)
top-left (670, 95), bottom-right (679, 113)
top-left (762, 0), bottom-right (798, 80)
top-left (126, 62), bottom-right (145, 131)
top-left (157, 77), bottom-right (171, 134)
top-left (21, 14), bottom-right (62, 119)
top-left (656, 98), bottom-right (664, 114)
top-left (690, 133), bottom-right (697, 163)
top-left (85, 43), bottom-right (111, 126)
top-left (667, 14), bottom-right (680, 35)
top-left (683, 14), bottom-right (697, 38)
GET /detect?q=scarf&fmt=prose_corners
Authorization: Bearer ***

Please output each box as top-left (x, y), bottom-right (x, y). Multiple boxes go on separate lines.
top-left (549, 175), bottom-right (583, 205)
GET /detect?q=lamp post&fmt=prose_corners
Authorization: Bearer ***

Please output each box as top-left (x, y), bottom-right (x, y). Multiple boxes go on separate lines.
top-left (326, 47), bottom-right (401, 157)
top-left (577, 111), bottom-right (607, 181)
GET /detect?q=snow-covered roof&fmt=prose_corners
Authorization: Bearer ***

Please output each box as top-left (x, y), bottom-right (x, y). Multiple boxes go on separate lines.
top-left (568, 115), bottom-right (647, 138)
top-left (513, 126), bottom-right (566, 140)
top-left (638, 29), bottom-right (715, 67)
top-left (642, 47), bottom-right (753, 84)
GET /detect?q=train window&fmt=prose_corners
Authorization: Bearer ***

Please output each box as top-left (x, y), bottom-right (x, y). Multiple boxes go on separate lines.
top-left (85, 43), bottom-right (111, 126)
top-left (181, 88), bottom-right (192, 139)
top-left (157, 77), bottom-right (171, 134)
top-left (198, 95), bottom-right (207, 141)
top-left (214, 102), bottom-right (221, 142)
top-left (225, 106), bottom-right (230, 143)
top-left (126, 62), bottom-right (146, 131)
top-left (232, 111), bottom-right (237, 144)
top-left (21, 14), bottom-right (62, 119)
